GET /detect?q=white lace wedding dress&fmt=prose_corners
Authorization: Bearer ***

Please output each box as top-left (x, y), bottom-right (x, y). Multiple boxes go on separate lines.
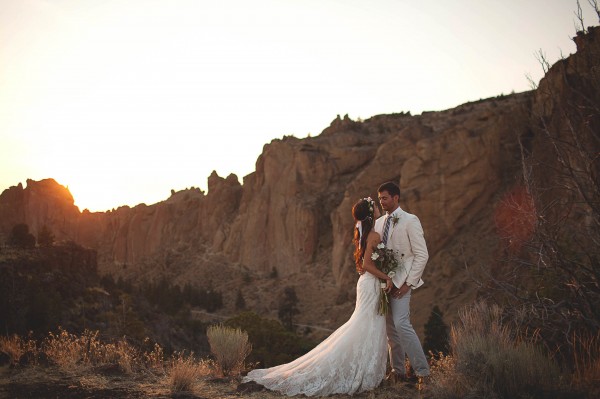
top-left (242, 272), bottom-right (387, 396)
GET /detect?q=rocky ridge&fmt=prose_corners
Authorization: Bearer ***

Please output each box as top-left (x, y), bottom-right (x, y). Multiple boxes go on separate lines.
top-left (1, 27), bottom-right (598, 333)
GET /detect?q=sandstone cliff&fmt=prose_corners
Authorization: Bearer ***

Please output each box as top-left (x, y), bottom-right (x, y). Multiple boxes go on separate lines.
top-left (2, 27), bottom-right (598, 333)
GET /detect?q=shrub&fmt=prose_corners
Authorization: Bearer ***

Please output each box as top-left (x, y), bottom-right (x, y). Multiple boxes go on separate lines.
top-left (37, 225), bottom-right (55, 247)
top-left (100, 339), bottom-right (139, 374)
top-left (42, 328), bottom-right (89, 368)
top-left (431, 301), bottom-right (561, 399)
top-left (429, 353), bottom-right (463, 398)
top-left (8, 223), bottom-right (36, 248)
top-left (225, 312), bottom-right (315, 367)
top-left (0, 334), bottom-right (37, 365)
top-left (206, 324), bottom-right (251, 377)
top-left (143, 340), bottom-right (165, 372)
top-left (571, 331), bottom-right (600, 396)
top-left (168, 351), bottom-right (210, 392)
top-left (42, 327), bottom-right (141, 373)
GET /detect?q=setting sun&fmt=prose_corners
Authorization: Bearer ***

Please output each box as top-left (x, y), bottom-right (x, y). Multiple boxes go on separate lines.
top-left (1, 0), bottom-right (596, 211)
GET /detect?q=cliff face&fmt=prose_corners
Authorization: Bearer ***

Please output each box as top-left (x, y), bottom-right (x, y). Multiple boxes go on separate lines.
top-left (529, 26), bottom-right (600, 212)
top-left (0, 95), bottom-right (530, 330)
top-left (0, 180), bottom-right (81, 243)
top-left (0, 94), bottom-right (530, 282)
top-left (1, 27), bottom-right (598, 332)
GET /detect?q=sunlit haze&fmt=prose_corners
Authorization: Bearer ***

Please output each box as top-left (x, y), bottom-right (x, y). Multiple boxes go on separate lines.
top-left (1, 0), bottom-right (597, 211)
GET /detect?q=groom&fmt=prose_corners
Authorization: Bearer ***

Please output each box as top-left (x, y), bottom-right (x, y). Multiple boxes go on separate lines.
top-left (375, 181), bottom-right (430, 381)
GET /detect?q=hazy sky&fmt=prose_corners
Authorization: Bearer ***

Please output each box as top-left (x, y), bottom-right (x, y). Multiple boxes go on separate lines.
top-left (1, 0), bottom-right (598, 212)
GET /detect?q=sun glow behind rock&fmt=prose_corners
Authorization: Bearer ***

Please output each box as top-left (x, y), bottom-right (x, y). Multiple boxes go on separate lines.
top-left (1, 0), bottom-right (596, 211)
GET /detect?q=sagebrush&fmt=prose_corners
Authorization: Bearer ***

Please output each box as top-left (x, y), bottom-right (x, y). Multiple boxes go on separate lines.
top-left (207, 324), bottom-right (251, 377)
top-left (430, 302), bottom-right (560, 399)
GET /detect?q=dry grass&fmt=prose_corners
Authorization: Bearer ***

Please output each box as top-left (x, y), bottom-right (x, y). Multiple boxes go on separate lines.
top-left (167, 351), bottom-right (211, 393)
top-left (207, 324), bottom-right (251, 377)
top-left (0, 334), bottom-right (37, 365)
top-left (41, 328), bottom-right (141, 373)
top-left (42, 328), bottom-right (97, 369)
top-left (571, 331), bottom-right (600, 394)
top-left (1, 328), bottom-right (225, 396)
top-left (1, 329), bottom-right (436, 398)
top-left (99, 339), bottom-right (139, 374)
top-left (429, 301), bottom-right (561, 399)
top-left (143, 340), bottom-right (165, 373)
top-left (4, 364), bottom-right (426, 399)
top-left (19, 320), bottom-right (597, 398)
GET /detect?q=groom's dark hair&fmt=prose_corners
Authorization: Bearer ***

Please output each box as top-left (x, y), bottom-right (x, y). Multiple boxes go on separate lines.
top-left (378, 181), bottom-right (400, 198)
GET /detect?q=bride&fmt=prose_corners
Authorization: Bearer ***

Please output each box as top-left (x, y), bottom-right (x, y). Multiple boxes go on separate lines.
top-left (241, 197), bottom-right (393, 396)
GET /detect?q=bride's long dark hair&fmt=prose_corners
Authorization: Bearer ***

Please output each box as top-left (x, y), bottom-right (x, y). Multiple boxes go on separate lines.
top-left (352, 198), bottom-right (374, 273)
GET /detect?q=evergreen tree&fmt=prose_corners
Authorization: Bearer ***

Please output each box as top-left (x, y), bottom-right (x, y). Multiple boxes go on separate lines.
top-left (235, 288), bottom-right (246, 310)
top-left (205, 290), bottom-right (223, 312)
top-left (278, 286), bottom-right (299, 331)
top-left (37, 225), bottom-right (55, 247)
top-left (423, 305), bottom-right (450, 356)
top-left (8, 223), bottom-right (36, 248)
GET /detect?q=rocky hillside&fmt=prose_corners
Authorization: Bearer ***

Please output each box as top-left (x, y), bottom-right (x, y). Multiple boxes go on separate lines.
top-left (1, 27), bottom-right (598, 334)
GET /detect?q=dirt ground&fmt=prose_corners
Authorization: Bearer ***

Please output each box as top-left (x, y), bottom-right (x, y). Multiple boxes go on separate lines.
top-left (0, 365), bottom-right (432, 399)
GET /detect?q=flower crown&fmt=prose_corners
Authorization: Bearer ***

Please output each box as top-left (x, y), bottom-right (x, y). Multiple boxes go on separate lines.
top-left (361, 197), bottom-right (375, 221)
top-left (356, 197), bottom-right (375, 247)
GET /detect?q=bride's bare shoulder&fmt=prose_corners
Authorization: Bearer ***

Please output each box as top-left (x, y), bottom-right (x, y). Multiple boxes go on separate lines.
top-left (367, 231), bottom-right (381, 243)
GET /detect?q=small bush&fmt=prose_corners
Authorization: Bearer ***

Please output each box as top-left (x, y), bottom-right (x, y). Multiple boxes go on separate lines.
top-left (8, 223), bottom-right (35, 248)
top-left (42, 327), bottom-right (140, 373)
top-left (143, 340), bottom-right (165, 372)
top-left (431, 301), bottom-right (561, 399)
top-left (100, 339), bottom-right (139, 374)
top-left (42, 328), bottom-right (89, 368)
top-left (571, 331), bottom-right (600, 395)
top-left (0, 334), bottom-right (37, 365)
top-left (225, 311), bottom-right (315, 367)
top-left (37, 225), bottom-right (55, 247)
top-left (168, 352), bottom-right (210, 392)
top-left (207, 324), bottom-right (251, 377)
top-left (429, 353), bottom-right (464, 398)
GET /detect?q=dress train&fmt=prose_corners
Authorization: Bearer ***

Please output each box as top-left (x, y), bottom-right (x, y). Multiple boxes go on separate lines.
top-left (242, 272), bottom-right (387, 396)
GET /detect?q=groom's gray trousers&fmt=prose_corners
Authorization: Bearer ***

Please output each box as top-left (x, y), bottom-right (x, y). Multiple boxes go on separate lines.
top-left (385, 290), bottom-right (430, 376)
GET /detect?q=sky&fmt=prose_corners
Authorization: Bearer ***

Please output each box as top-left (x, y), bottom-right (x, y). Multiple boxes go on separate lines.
top-left (1, 0), bottom-right (598, 212)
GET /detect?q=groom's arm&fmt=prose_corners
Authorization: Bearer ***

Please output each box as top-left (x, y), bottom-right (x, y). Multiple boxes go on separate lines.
top-left (406, 215), bottom-right (428, 287)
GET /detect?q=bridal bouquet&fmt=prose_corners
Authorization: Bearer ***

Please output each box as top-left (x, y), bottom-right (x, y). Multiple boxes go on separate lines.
top-left (371, 243), bottom-right (403, 315)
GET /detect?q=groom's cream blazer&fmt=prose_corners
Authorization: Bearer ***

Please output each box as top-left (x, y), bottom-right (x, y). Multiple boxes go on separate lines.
top-left (374, 207), bottom-right (428, 289)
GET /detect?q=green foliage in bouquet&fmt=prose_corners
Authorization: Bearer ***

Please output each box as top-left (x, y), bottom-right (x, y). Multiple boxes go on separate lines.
top-left (370, 243), bottom-right (403, 315)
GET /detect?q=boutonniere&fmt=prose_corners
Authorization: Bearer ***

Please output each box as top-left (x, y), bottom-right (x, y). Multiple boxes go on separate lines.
top-left (391, 215), bottom-right (400, 227)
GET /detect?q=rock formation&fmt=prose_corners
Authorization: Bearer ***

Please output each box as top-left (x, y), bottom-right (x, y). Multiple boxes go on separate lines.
top-left (1, 27), bottom-right (598, 333)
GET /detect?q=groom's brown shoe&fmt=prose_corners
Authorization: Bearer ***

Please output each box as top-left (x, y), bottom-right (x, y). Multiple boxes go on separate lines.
top-left (416, 375), bottom-right (431, 390)
top-left (384, 370), bottom-right (401, 384)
